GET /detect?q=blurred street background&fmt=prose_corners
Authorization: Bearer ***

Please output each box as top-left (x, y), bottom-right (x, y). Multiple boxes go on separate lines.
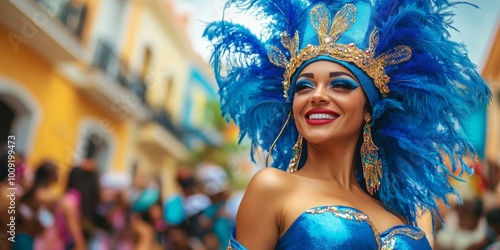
top-left (0, 0), bottom-right (498, 249)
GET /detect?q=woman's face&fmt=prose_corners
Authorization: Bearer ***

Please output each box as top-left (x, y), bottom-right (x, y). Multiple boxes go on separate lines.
top-left (292, 60), bottom-right (369, 145)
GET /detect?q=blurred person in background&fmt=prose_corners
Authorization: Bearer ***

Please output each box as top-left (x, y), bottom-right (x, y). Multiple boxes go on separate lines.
top-left (436, 198), bottom-right (488, 250)
top-left (486, 208), bottom-right (500, 250)
top-left (196, 164), bottom-right (233, 250)
top-left (89, 172), bottom-right (133, 250)
top-left (128, 171), bottom-right (150, 205)
top-left (164, 165), bottom-right (211, 250)
top-left (177, 166), bottom-right (211, 227)
top-left (485, 159), bottom-right (500, 210)
top-left (14, 152), bottom-right (34, 197)
top-left (12, 160), bottom-right (59, 250)
top-left (130, 186), bottom-right (166, 250)
top-left (55, 157), bottom-right (101, 250)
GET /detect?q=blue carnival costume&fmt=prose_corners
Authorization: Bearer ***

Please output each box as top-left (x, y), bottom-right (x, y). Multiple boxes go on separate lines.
top-left (230, 205), bottom-right (431, 249)
top-left (204, 0), bottom-right (491, 249)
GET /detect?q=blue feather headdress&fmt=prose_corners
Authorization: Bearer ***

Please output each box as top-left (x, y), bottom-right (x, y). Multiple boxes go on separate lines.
top-left (204, 0), bottom-right (491, 227)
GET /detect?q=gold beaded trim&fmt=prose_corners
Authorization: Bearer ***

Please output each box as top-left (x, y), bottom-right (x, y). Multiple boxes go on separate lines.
top-left (381, 228), bottom-right (425, 250)
top-left (381, 236), bottom-right (397, 250)
top-left (268, 3), bottom-right (412, 100)
top-left (383, 227), bottom-right (426, 241)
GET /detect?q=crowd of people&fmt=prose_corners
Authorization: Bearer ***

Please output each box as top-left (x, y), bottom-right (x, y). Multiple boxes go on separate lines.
top-left (0, 149), bottom-right (238, 250)
top-left (435, 160), bottom-right (500, 250)
top-left (0, 153), bottom-right (499, 250)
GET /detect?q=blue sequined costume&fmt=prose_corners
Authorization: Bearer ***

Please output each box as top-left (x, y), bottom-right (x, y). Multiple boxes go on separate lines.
top-left (228, 206), bottom-right (431, 249)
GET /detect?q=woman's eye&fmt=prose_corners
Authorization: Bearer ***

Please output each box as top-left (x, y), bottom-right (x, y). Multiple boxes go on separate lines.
top-left (329, 78), bottom-right (360, 90)
top-left (296, 85), bottom-right (310, 92)
top-left (295, 80), bottom-right (315, 92)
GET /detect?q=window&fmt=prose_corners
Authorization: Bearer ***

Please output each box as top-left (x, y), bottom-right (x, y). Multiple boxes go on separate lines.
top-left (0, 100), bottom-right (14, 150)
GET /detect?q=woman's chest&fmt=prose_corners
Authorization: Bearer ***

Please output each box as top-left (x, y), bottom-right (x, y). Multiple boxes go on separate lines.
top-left (276, 206), bottom-right (431, 250)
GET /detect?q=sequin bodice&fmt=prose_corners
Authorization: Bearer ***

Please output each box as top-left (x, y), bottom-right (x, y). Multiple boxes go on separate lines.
top-left (227, 205), bottom-right (431, 250)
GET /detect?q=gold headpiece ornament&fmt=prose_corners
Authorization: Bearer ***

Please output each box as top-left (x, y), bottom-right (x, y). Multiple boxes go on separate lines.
top-left (267, 4), bottom-right (412, 100)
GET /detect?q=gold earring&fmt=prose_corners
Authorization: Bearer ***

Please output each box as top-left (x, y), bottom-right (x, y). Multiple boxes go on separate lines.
top-left (361, 121), bottom-right (382, 195)
top-left (287, 135), bottom-right (303, 172)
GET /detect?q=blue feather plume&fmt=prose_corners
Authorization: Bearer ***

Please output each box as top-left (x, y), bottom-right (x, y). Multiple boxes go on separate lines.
top-left (204, 0), bottom-right (492, 230)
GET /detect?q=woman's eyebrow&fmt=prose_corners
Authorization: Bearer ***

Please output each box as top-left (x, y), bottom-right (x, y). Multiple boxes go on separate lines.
top-left (329, 72), bottom-right (355, 79)
top-left (298, 73), bottom-right (314, 78)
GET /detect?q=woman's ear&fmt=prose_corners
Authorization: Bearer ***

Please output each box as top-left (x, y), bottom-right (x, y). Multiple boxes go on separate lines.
top-left (363, 98), bottom-right (371, 123)
top-left (364, 112), bottom-right (372, 123)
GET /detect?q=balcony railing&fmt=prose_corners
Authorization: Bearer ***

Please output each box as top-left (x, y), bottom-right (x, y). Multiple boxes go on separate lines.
top-left (152, 108), bottom-right (185, 142)
top-left (93, 40), bottom-right (147, 103)
top-left (36, 0), bottom-right (87, 38)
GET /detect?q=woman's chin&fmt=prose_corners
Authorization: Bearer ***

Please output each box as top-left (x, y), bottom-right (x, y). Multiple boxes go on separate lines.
top-left (304, 133), bottom-right (359, 146)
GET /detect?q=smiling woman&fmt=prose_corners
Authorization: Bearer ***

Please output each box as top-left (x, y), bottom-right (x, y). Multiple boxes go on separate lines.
top-left (204, 0), bottom-right (491, 249)
top-left (293, 61), bottom-right (367, 147)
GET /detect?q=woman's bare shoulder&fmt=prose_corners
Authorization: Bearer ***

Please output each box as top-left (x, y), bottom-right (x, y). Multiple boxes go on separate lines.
top-left (239, 167), bottom-right (293, 206)
top-left (248, 167), bottom-right (292, 188)
top-left (234, 167), bottom-right (294, 249)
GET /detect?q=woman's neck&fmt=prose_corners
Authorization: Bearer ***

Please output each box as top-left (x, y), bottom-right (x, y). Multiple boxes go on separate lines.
top-left (298, 138), bottom-right (359, 189)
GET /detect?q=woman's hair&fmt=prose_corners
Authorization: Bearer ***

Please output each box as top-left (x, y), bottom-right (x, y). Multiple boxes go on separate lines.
top-left (66, 167), bottom-right (83, 190)
top-left (66, 167), bottom-right (101, 225)
top-left (34, 160), bottom-right (58, 187)
top-left (21, 160), bottom-right (59, 203)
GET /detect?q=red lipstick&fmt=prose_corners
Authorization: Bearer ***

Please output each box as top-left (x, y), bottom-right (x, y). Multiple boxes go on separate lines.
top-left (305, 108), bottom-right (339, 125)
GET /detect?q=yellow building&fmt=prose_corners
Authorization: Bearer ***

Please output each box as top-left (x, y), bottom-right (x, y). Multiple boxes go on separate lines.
top-left (484, 24), bottom-right (500, 162)
top-left (121, 0), bottom-right (196, 195)
top-left (0, 0), bottom-right (217, 196)
top-left (0, 0), bottom-right (135, 175)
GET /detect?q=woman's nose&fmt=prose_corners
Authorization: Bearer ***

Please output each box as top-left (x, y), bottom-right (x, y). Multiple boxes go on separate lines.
top-left (309, 85), bottom-right (329, 104)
